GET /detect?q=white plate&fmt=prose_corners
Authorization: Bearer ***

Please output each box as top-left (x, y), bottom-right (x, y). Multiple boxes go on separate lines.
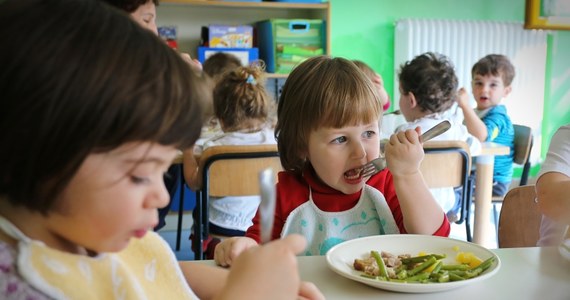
top-left (325, 235), bottom-right (501, 293)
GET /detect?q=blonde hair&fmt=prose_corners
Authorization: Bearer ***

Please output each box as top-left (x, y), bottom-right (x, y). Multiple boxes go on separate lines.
top-left (275, 56), bottom-right (382, 175)
top-left (213, 65), bottom-right (273, 132)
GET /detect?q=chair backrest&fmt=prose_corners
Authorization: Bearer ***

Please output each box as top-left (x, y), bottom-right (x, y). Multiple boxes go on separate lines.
top-left (199, 144), bottom-right (283, 197)
top-left (421, 140), bottom-right (471, 189)
top-left (192, 144), bottom-right (282, 259)
top-left (498, 185), bottom-right (541, 248)
top-left (420, 140), bottom-right (472, 226)
top-left (513, 124), bottom-right (533, 165)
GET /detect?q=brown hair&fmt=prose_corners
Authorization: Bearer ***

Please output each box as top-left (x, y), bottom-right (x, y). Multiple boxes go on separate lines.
top-left (276, 56), bottom-right (382, 176)
top-left (0, 0), bottom-right (209, 214)
top-left (213, 65), bottom-right (272, 132)
top-left (471, 54), bottom-right (516, 86)
top-left (203, 52), bottom-right (243, 83)
top-left (398, 52), bottom-right (458, 113)
top-left (352, 60), bottom-right (376, 80)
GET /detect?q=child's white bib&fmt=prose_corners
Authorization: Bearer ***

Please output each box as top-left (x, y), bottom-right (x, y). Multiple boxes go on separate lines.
top-left (281, 185), bottom-right (399, 256)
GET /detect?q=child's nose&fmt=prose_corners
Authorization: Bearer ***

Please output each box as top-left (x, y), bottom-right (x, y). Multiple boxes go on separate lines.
top-left (146, 182), bottom-right (170, 210)
top-left (352, 141), bottom-right (367, 159)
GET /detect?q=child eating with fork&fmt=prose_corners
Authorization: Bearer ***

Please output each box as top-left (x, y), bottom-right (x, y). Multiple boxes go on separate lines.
top-left (213, 56), bottom-right (450, 267)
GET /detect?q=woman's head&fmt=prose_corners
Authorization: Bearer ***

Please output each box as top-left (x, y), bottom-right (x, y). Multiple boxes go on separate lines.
top-left (101, 0), bottom-right (159, 34)
top-left (398, 52), bottom-right (458, 117)
top-left (213, 65), bottom-right (272, 132)
top-left (0, 0), bottom-right (208, 215)
top-left (276, 56), bottom-right (382, 177)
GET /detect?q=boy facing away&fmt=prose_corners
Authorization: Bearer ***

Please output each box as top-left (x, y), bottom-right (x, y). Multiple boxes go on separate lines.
top-left (457, 54), bottom-right (515, 196)
top-left (396, 52), bottom-right (481, 221)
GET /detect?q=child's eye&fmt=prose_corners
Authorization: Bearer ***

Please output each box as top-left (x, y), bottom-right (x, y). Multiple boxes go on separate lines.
top-left (331, 136), bottom-right (347, 144)
top-left (363, 131), bottom-right (376, 138)
top-left (131, 176), bottom-right (150, 185)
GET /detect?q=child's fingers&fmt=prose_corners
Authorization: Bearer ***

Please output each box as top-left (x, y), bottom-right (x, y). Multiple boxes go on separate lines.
top-left (214, 239), bottom-right (231, 267)
top-left (298, 281), bottom-right (325, 300)
top-left (274, 234), bottom-right (307, 255)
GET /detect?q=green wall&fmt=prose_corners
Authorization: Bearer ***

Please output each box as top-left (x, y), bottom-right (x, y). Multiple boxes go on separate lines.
top-left (329, 0), bottom-right (570, 161)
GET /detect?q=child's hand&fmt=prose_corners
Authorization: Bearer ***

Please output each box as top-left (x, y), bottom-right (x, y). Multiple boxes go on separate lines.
top-left (385, 127), bottom-right (424, 177)
top-left (456, 87), bottom-right (471, 110)
top-left (214, 236), bottom-right (258, 267)
top-left (220, 234), bottom-right (325, 300)
top-left (179, 52), bottom-right (203, 70)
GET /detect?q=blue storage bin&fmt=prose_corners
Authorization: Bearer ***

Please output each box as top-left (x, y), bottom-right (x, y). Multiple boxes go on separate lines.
top-left (198, 47), bottom-right (259, 66)
top-left (267, 0), bottom-right (325, 3)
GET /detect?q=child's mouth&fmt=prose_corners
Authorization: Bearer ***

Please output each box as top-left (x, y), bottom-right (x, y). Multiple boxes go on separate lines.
top-left (344, 167), bottom-right (363, 180)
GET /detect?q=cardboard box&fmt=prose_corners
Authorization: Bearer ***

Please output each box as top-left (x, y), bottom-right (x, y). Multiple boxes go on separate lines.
top-left (208, 25), bottom-right (253, 48)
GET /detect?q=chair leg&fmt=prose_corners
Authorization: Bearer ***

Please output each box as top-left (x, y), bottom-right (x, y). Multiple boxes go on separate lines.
top-left (193, 190), bottom-right (204, 260)
top-left (464, 175), bottom-right (475, 242)
top-left (175, 167), bottom-right (185, 251)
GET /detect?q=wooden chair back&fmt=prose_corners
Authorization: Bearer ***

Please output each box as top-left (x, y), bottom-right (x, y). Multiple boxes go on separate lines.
top-left (420, 141), bottom-right (472, 238)
top-left (199, 144), bottom-right (283, 197)
top-left (193, 144), bottom-right (282, 259)
top-left (513, 124), bottom-right (533, 165)
top-left (498, 185), bottom-right (541, 248)
top-left (421, 140), bottom-right (471, 189)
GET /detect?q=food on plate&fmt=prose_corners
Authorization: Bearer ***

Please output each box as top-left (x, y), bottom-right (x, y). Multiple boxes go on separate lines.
top-left (353, 250), bottom-right (494, 283)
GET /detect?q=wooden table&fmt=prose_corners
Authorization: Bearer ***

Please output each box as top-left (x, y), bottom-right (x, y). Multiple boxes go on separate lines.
top-left (472, 142), bottom-right (510, 248)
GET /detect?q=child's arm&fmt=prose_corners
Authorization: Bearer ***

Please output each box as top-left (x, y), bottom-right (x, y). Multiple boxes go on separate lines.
top-left (537, 172), bottom-right (570, 224)
top-left (457, 88), bottom-right (488, 142)
top-left (385, 128), bottom-right (447, 234)
top-left (182, 235), bottom-right (324, 300)
top-left (182, 147), bottom-right (200, 190)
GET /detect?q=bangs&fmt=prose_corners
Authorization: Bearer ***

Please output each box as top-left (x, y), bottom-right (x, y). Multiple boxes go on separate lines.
top-left (313, 67), bottom-right (382, 129)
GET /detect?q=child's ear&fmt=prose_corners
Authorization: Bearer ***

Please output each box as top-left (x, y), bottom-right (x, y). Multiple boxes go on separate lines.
top-left (408, 92), bottom-right (418, 109)
top-left (504, 85), bottom-right (513, 97)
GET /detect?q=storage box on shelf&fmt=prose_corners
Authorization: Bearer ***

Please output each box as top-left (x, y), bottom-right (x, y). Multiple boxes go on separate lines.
top-left (208, 24), bottom-right (253, 48)
top-left (257, 18), bottom-right (325, 74)
top-left (158, 0), bottom-right (330, 77)
top-left (197, 47), bottom-right (259, 65)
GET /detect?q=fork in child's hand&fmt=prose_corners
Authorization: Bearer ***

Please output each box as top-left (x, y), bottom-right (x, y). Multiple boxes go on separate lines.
top-left (359, 120), bottom-right (451, 178)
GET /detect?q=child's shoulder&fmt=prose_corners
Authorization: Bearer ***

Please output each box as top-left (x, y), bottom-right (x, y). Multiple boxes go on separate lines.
top-left (0, 240), bottom-right (49, 299)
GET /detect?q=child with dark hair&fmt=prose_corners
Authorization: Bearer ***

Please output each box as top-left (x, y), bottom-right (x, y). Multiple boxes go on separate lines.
top-left (214, 55), bottom-right (450, 267)
top-left (396, 52), bottom-right (481, 221)
top-left (458, 54), bottom-right (515, 197)
top-left (203, 52), bottom-right (243, 82)
top-left (0, 1), bottom-right (323, 299)
top-left (100, 0), bottom-right (202, 231)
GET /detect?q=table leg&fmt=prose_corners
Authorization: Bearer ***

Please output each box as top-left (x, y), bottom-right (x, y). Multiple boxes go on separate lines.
top-left (473, 155), bottom-right (495, 248)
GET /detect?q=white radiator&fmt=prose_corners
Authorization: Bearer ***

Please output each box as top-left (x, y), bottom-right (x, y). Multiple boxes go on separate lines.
top-left (393, 19), bottom-right (548, 165)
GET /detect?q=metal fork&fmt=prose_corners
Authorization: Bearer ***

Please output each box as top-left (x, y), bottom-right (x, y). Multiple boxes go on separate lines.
top-left (359, 120), bottom-right (452, 178)
top-left (258, 168), bottom-right (276, 244)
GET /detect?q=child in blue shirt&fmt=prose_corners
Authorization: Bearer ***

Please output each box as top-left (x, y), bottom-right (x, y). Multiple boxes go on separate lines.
top-left (458, 54), bottom-right (515, 196)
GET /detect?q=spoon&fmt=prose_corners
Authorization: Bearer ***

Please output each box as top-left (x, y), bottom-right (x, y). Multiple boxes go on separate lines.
top-left (258, 168), bottom-right (276, 244)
